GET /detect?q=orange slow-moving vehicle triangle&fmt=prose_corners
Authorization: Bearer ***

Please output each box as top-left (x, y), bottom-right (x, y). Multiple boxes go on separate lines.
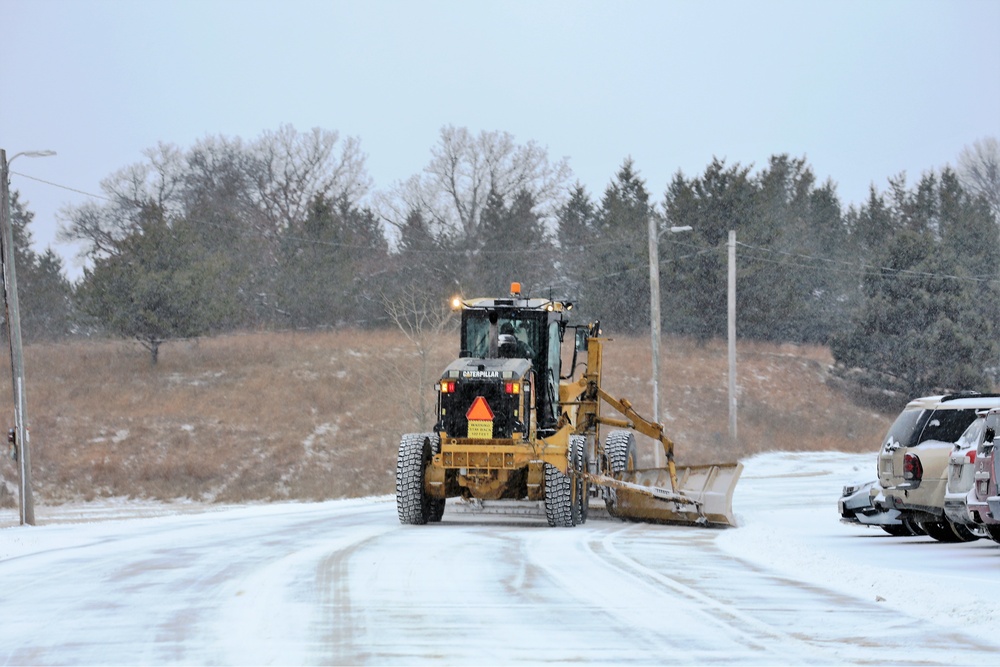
top-left (466, 395), bottom-right (495, 421)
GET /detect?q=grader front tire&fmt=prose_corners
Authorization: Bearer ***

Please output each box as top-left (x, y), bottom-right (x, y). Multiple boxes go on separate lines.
top-left (605, 430), bottom-right (637, 475)
top-left (604, 431), bottom-right (637, 515)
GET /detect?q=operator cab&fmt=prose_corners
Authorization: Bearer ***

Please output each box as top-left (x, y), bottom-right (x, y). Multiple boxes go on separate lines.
top-left (452, 283), bottom-right (573, 436)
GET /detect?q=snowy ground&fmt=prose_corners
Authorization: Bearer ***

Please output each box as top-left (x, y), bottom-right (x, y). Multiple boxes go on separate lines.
top-left (0, 451), bottom-right (997, 665)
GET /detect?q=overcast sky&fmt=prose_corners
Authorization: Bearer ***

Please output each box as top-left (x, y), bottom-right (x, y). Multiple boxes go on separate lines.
top-left (3, 0), bottom-right (998, 279)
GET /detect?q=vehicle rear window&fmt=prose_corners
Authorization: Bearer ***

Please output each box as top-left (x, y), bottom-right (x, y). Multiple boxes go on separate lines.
top-left (956, 418), bottom-right (985, 450)
top-left (883, 409), bottom-right (930, 449)
top-left (916, 409), bottom-right (979, 446)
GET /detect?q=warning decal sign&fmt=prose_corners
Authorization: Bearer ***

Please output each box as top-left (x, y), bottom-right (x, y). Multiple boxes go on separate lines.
top-left (466, 396), bottom-right (495, 439)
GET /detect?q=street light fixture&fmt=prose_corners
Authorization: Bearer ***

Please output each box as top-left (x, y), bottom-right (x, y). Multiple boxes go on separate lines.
top-left (647, 216), bottom-right (691, 467)
top-left (1, 147), bottom-right (56, 525)
top-left (12, 151), bottom-right (56, 161)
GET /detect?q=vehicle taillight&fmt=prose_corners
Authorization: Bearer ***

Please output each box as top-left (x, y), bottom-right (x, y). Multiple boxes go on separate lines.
top-left (504, 381), bottom-right (520, 395)
top-left (966, 450), bottom-right (976, 464)
top-left (903, 453), bottom-right (923, 481)
top-left (440, 380), bottom-right (456, 393)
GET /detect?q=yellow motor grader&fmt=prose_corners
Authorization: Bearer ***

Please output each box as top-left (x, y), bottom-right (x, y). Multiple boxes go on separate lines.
top-left (395, 283), bottom-right (742, 528)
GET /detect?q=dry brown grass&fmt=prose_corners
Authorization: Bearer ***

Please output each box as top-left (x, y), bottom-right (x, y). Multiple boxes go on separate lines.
top-left (0, 329), bottom-right (892, 506)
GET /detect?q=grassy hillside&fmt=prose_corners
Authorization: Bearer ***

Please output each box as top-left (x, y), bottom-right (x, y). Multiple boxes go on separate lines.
top-left (0, 329), bottom-right (892, 507)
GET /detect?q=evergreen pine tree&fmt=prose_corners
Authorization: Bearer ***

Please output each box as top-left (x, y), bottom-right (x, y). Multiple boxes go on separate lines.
top-left (832, 173), bottom-right (998, 395)
top-left (276, 194), bottom-right (388, 328)
top-left (76, 202), bottom-right (228, 363)
top-left (7, 191), bottom-right (75, 341)
top-left (589, 159), bottom-right (654, 333)
top-left (478, 188), bottom-right (554, 297)
top-left (556, 184), bottom-right (597, 314)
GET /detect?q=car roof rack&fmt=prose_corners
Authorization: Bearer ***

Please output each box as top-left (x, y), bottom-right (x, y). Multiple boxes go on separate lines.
top-left (941, 392), bottom-right (1000, 402)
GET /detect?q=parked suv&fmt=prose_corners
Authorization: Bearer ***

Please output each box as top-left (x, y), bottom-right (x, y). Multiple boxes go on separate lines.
top-left (839, 479), bottom-right (913, 535)
top-left (876, 393), bottom-right (1000, 542)
top-left (966, 407), bottom-right (1000, 543)
top-left (840, 395), bottom-right (940, 536)
top-left (943, 410), bottom-right (992, 528)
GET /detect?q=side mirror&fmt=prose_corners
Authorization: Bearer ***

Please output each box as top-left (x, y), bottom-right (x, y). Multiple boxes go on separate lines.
top-left (985, 427), bottom-right (996, 444)
top-left (575, 328), bottom-right (589, 352)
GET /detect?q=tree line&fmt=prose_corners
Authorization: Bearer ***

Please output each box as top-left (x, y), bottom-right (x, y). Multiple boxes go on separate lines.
top-left (10, 126), bottom-right (1000, 398)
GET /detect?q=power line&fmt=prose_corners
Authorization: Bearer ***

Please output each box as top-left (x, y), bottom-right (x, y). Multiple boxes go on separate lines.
top-left (734, 240), bottom-right (1000, 285)
top-left (15, 169), bottom-right (1000, 287)
top-left (10, 171), bottom-right (112, 201)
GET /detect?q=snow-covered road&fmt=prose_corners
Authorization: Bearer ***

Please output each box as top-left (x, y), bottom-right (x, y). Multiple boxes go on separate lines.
top-left (1, 452), bottom-right (998, 665)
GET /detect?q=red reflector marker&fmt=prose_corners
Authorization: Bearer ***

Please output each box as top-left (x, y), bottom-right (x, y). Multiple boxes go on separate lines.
top-left (466, 396), bottom-right (495, 421)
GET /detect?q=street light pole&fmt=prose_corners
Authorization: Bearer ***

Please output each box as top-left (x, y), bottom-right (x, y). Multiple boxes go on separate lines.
top-left (648, 217), bottom-right (691, 467)
top-left (728, 230), bottom-right (737, 446)
top-left (1, 148), bottom-right (55, 525)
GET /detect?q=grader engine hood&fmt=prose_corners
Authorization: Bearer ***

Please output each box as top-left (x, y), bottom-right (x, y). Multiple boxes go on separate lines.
top-left (437, 357), bottom-right (532, 441)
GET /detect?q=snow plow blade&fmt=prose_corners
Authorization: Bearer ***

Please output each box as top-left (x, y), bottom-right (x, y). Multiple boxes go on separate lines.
top-left (604, 462), bottom-right (743, 528)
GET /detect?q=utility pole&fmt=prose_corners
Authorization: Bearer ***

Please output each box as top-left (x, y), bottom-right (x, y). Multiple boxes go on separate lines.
top-left (1, 148), bottom-right (54, 525)
top-left (647, 216), bottom-right (691, 467)
top-left (727, 230), bottom-right (737, 446)
top-left (648, 214), bottom-right (662, 446)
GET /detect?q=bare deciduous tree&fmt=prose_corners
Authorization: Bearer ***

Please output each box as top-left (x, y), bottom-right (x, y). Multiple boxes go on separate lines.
top-left (60, 126), bottom-right (372, 263)
top-left (957, 136), bottom-right (1000, 218)
top-left (253, 124), bottom-right (372, 232)
top-left (381, 285), bottom-right (457, 428)
top-left (59, 142), bottom-right (186, 259)
top-left (377, 125), bottom-right (572, 242)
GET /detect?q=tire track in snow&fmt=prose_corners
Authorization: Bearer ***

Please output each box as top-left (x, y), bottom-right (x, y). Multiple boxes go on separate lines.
top-left (315, 531), bottom-right (390, 665)
top-left (211, 504), bottom-right (396, 665)
top-left (521, 521), bottom-right (800, 664)
top-left (588, 525), bottom-right (842, 664)
top-left (594, 522), bottom-right (1000, 664)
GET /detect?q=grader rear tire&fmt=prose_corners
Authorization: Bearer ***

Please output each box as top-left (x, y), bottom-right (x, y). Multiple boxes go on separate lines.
top-left (396, 433), bottom-right (436, 525)
top-left (570, 435), bottom-right (588, 525)
top-left (544, 463), bottom-right (576, 527)
top-left (429, 498), bottom-right (446, 522)
top-left (427, 435), bottom-right (445, 522)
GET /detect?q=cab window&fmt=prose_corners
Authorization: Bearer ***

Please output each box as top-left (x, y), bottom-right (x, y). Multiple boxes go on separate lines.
top-left (461, 312), bottom-right (543, 361)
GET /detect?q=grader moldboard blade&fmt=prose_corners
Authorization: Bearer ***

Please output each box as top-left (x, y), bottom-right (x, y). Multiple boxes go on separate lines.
top-left (602, 462), bottom-right (743, 528)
